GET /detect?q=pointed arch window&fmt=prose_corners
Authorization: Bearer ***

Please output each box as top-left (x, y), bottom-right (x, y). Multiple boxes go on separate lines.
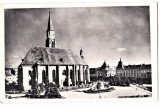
top-left (28, 70), bottom-right (32, 76)
top-left (85, 70), bottom-right (87, 80)
top-left (42, 70), bottom-right (46, 83)
top-left (70, 70), bottom-right (73, 79)
top-left (28, 70), bottom-right (32, 85)
top-left (78, 70), bottom-right (80, 81)
top-left (52, 70), bottom-right (56, 82)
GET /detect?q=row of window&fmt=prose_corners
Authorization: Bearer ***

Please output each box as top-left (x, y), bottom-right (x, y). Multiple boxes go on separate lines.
top-left (117, 70), bottom-right (151, 74)
top-left (117, 74), bottom-right (148, 77)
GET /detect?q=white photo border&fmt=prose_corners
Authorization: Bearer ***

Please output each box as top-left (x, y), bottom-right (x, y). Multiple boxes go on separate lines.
top-left (0, 2), bottom-right (158, 103)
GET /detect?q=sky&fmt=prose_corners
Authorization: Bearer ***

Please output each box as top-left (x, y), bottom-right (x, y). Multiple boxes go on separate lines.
top-left (5, 6), bottom-right (151, 68)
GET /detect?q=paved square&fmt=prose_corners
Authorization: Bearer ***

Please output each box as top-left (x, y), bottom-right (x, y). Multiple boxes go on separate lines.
top-left (60, 86), bottom-right (152, 98)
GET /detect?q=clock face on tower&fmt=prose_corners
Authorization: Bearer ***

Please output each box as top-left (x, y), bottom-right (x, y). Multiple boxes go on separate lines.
top-left (48, 31), bottom-right (55, 38)
top-left (46, 30), bottom-right (56, 48)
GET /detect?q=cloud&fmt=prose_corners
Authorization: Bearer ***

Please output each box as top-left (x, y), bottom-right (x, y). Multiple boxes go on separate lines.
top-left (117, 48), bottom-right (127, 52)
top-left (13, 55), bottom-right (19, 58)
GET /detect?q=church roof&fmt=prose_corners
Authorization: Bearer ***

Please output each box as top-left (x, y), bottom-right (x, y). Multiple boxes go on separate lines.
top-left (124, 64), bottom-right (151, 70)
top-left (117, 64), bottom-right (151, 70)
top-left (21, 46), bottom-right (87, 66)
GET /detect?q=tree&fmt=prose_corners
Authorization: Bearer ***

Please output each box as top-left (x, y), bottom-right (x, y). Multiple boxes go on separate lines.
top-left (45, 82), bottom-right (61, 98)
top-left (125, 78), bottom-right (130, 86)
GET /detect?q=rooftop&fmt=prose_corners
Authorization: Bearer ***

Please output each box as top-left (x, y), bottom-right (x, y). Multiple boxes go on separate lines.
top-left (118, 64), bottom-right (151, 70)
top-left (21, 46), bottom-right (87, 66)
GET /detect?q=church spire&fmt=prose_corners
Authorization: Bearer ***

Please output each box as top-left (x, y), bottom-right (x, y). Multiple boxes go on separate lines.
top-left (47, 9), bottom-right (54, 31)
top-left (46, 9), bottom-right (56, 48)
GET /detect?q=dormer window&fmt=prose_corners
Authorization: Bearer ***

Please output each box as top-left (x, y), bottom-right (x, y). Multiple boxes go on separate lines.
top-left (59, 58), bottom-right (64, 62)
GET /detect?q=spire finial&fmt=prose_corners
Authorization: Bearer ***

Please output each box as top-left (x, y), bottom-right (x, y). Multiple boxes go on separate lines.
top-left (49, 8), bottom-right (51, 15)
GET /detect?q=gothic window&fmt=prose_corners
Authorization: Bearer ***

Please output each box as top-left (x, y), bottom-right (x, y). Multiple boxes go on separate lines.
top-left (78, 70), bottom-right (80, 81)
top-left (70, 70), bottom-right (73, 79)
top-left (28, 70), bottom-right (32, 76)
top-left (42, 70), bottom-right (45, 83)
top-left (85, 70), bottom-right (88, 80)
top-left (52, 70), bottom-right (56, 82)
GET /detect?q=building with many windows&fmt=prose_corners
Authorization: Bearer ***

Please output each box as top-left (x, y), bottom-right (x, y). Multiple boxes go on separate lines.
top-left (116, 59), bottom-right (151, 84)
top-left (90, 60), bottom-right (116, 82)
top-left (107, 66), bottom-right (116, 77)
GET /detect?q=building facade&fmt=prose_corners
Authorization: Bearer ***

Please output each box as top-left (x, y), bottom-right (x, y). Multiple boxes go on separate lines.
top-left (89, 60), bottom-right (116, 81)
top-left (5, 68), bottom-right (18, 85)
top-left (18, 11), bottom-right (90, 91)
top-left (107, 66), bottom-right (116, 77)
top-left (116, 59), bottom-right (151, 84)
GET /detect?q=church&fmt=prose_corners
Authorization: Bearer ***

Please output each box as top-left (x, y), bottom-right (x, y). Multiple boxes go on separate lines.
top-left (18, 11), bottom-right (90, 92)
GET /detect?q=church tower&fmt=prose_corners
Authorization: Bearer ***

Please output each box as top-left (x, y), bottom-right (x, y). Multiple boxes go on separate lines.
top-left (46, 9), bottom-right (56, 48)
top-left (117, 58), bottom-right (124, 68)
